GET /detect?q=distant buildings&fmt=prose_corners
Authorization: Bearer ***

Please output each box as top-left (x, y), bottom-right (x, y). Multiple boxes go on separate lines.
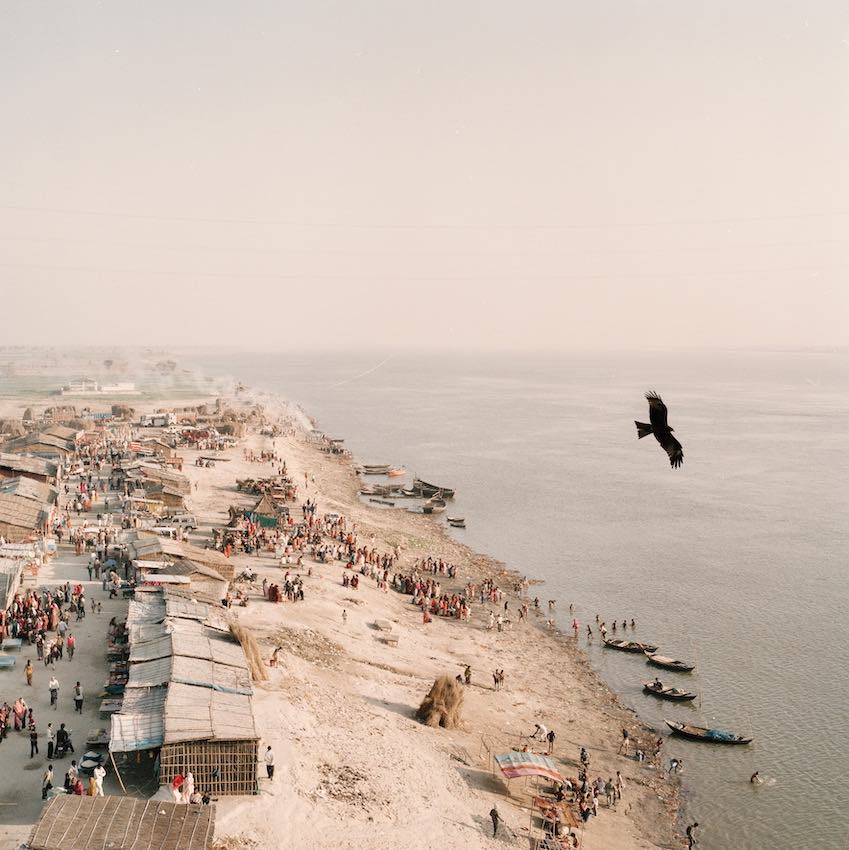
top-left (60, 379), bottom-right (139, 396)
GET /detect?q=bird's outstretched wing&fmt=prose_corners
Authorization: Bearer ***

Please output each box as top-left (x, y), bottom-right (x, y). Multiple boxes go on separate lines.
top-left (661, 433), bottom-right (684, 468)
top-left (645, 391), bottom-right (669, 430)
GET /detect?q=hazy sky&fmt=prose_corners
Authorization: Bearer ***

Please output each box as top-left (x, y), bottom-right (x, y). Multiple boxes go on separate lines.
top-left (1, 1), bottom-right (847, 350)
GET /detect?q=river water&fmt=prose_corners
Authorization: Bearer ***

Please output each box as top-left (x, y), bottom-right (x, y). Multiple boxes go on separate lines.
top-left (191, 348), bottom-right (849, 850)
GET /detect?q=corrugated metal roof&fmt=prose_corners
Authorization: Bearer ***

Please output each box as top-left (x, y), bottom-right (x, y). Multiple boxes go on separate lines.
top-left (171, 655), bottom-right (252, 695)
top-left (3, 432), bottom-right (74, 454)
top-left (127, 597), bottom-right (166, 625)
top-left (116, 588), bottom-right (257, 748)
top-left (0, 493), bottom-right (47, 529)
top-left (164, 682), bottom-right (256, 743)
top-left (41, 424), bottom-right (80, 441)
top-left (0, 476), bottom-right (58, 504)
top-left (109, 687), bottom-right (167, 751)
top-left (129, 633), bottom-right (172, 663)
top-left (128, 621), bottom-right (168, 644)
top-left (0, 560), bottom-right (23, 609)
top-left (0, 452), bottom-right (57, 478)
top-left (126, 656), bottom-right (172, 688)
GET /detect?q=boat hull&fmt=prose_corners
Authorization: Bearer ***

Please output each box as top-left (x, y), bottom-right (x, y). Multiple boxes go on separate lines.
top-left (603, 638), bottom-right (659, 653)
top-left (642, 683), bottom-right (697, 701)
top-left (665, 720), bottom-right (752, 744)
top-left (645, 652), bottom-right (695, 672)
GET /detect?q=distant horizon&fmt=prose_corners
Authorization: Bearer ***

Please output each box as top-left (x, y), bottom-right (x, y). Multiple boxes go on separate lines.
top-left (2, 343), bottom-right (848, 355)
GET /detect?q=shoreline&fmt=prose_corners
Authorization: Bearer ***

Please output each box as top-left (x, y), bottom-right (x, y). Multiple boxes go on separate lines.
top-left (238, 382), bottom-right (683, 847)
top-left (0, 361), bottom-right (682, 849)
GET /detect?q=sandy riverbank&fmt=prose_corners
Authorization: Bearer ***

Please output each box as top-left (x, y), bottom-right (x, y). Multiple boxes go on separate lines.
top-left (179, 387), bottom-right (681, 850)
top-left (0, 373), bottom-right (682, 850)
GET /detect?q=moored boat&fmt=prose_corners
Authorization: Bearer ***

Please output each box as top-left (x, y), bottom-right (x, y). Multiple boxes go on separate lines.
top-left (412, 478), bottom-right (456, 499)
top-left (422, 497), bottom-right (446, 514)
top-left (642, 681), bottom-right (697, 701)
top-left (645, 652), bottom-right (695, 672)
top-left (387, 467), bottom-right (406, 477)
top-left (602, 637), bottom-right (659, 653)
top-left (447, 516), bottom-right (466, 528)
top-left (362, 464), bottom-right (391, 475)
top-left (665, 720), bottom-right (752, 745)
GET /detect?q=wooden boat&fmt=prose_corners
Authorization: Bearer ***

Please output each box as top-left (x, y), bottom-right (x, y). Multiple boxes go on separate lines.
top-left (362, 464), bottom-right (391, 475)
top-left (645, 652), bottom-right (695, 672)
top-left (423, 497), bottom-right (447, 514)
top-left (369, 498), bottom-right (395, 507)
top-left (642, 681), bottom-right (697, 701)
top-left (665, 720), bottom-right (752, 745)
top-left (412, 478), bottom-right (456, 499)
top-left (602, 637), bottom-right (658, 653)
top-left (447, 516), bottom-right (466, 528)
top-left (361, 484), bottom-right (397, 497)
top-left (387, 467), bottom-right (406, 477)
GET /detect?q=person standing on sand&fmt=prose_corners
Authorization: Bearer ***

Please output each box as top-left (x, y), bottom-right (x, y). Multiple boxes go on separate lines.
top-left (489, 805), bottom-right (500, 837)
top-left (25, 659), bottom-right (33, 686)
top-left (546, 729), bottom-right (556, 754)
top-left (73, 681), bottom-right (83, 714)
top-left (618, 728), bottom-right (630, 754)
top-left (264, 746), bottom-right (274, 779)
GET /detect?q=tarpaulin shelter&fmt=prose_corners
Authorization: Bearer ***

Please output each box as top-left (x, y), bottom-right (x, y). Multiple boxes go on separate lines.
top-left (494, 751), bottom-right (564, 783)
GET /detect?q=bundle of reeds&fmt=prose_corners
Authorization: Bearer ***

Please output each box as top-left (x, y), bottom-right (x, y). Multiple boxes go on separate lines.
top-left (415, 675), bottom-right (464, 729)
top-left (230, 621), bottom-right (269, 682)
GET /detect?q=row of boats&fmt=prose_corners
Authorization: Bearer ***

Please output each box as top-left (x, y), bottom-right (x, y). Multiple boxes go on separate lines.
top-left (358, 468), bottom-right (464, 526)
top-left (358, 475), bottom-right (456, 501)
top-left (602, 637), bottom-right (753, 745)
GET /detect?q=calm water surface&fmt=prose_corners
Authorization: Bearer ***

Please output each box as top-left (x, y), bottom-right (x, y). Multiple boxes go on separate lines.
top-left (192, 349), bottom-right (849, 850)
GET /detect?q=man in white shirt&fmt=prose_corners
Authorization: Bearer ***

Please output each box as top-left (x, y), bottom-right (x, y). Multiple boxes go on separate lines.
top-left (93, 764), bottom-right (106, 796)
top-left (264, 746), bottom-right (274, 779)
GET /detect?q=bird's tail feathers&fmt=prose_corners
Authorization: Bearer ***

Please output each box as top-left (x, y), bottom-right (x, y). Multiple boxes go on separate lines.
top-left (635, 421), bottom-right (653, 439)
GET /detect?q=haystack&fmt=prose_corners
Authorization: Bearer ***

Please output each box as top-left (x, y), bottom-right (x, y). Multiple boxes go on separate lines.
top-left (416, 675), bottom-right (464, 729)
top-left (230, 622), bottom-right (269, 683)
